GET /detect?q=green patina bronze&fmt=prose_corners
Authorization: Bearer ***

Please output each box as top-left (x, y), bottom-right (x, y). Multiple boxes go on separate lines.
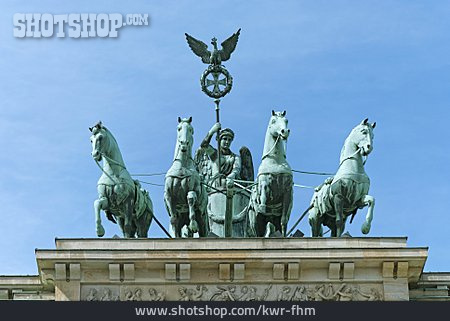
top-left (194, 123), bottom-right (254, 237)
top-left (186, 28), bottom-right (252, 237)
top-left (90, 122), bottom-right (154, 238)
top-left (308, 118), bottom-right (376, 237)
top-left (88, 31), bottom-right (379, 240)
top-left (247, 111), bottom-right (293, 237)
top-left (164, 117), bottom-right (209, 238)
top-left (185, 29), bottom-right (240, 99)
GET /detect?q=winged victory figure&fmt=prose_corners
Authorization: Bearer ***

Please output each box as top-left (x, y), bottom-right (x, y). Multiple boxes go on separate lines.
top-left (194, 123), bottom-right (254, 237)
top-left (185, 29), bottom-right (241, 66)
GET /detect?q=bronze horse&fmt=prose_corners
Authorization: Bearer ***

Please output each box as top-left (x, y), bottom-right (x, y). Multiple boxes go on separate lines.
top-left (90, 122), bottom-right (153, 238)
top-left (309, 118), bottom-right (376, 237)
top-left (164, 117), bottom-right (209, 237)
top-left (248, 111), bottom-right (293, 237)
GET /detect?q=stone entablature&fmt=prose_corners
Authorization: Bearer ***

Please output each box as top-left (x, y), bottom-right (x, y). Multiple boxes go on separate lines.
top-left (2, 237), bottom-right (448, 301)
top-left (28, 237), bottom-right (428, 301)
top-left (0, 276), bottom-right (54, 300)
top-left (409, 272), bottom-right (450, 301)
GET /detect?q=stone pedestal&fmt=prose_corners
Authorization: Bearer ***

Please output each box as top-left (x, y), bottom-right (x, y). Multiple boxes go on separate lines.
top-left (34, 237), bottom-right (427, 301)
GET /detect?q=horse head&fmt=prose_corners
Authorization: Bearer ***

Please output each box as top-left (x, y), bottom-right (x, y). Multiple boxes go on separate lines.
top-left (176, 116), bottom-right (194, 155)
top-left (89, 121), bottom-right (109, 162)
top-left (269, 110), bottom-right (290, 140)
top-left (351, 118), bottom-right (376, 156)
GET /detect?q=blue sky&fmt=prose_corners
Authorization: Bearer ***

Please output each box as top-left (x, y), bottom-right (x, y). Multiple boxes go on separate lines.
top-left (0, 0), bottom-right (449, 275)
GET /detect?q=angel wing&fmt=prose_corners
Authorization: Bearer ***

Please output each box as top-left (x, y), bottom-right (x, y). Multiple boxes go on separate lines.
top-left (185, 33), bottom-right (211, 64)
top-left (239, 146), bottom-right (254, 184)
top-left (194, 147), bottom-right (213, 186)
top-left (219, 28), bottom-right (241, 62)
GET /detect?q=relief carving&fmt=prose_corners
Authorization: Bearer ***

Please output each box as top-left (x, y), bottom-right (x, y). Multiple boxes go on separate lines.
top-left (178, 285), bottom-right (207, 301)
top-left (210, 285), bottom-right (272, 301)
top-left (125, 288), bottom-right (143, 301)
top-left (100, 288), bottom-right (119, 301)
top-left (83, 287), bottom-right (119, 301)
top-left (149, 288), bottom-right (166, 301)
top-left (86, 288), bottom-right (98, 301)
top-left (276, 283), bottom-right (382, 301)
top-left (82, 283), bottom-right (382, 301)
top-left (123, 287), bottom-right (165, 301)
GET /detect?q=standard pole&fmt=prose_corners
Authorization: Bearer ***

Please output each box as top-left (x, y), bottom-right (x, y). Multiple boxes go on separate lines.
top-left (214, 99), bottom-right (233, 237)
top-left (215, 99), bottom-right (221, 175)
top-left (225, 184), bottom-right (233, 237)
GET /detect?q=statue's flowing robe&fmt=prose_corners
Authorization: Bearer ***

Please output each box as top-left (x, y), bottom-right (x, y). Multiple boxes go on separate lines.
top-left (196, 143), bottom-right (247, 236)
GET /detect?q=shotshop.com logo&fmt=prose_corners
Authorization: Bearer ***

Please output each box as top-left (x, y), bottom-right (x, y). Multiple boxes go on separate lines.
top-left (13, 13), bottom-right (149, 38)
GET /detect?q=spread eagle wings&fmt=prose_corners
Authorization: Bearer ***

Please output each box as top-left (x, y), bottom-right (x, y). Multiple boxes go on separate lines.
top-left (185, 34), bottom-right (211, 64)
top-left (185, 29), bottom-right (241, 64)
top-left (219, 28), bottom-right (241, 61)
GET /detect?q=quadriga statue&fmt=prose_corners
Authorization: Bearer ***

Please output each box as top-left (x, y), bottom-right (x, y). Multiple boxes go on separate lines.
top-left (164, 117), bottom-right (209, 237)
top-left (90, 122), bottom-right (153, 238)
top-left (247, 110), bottom-right (293, 237)
top-left (308, 118), bottom-right (376, 237)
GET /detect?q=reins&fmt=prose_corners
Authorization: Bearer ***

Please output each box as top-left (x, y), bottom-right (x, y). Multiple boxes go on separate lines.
top-left (261, 134), bottom-right (282, 160)
top-left (338, 147), bottom-right (368, 167)
top-left (95, 158), bottom-right (119, 185)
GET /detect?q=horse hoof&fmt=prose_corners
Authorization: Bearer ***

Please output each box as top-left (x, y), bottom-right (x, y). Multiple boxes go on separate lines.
top-left (361, 222), bottom-right (371, 234)
top-left (189, 220), bottom-right (199, 234)
top-left (97, 225), bottom-right (105, 237)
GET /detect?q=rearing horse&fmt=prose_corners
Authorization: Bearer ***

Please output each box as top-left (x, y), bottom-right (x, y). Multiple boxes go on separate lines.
top-left (309, 118), bottom-right (376, 237)
top-left (90, 122), bottom-right (153, 238)
top-left (248, 110), bottom-right (293, 237)
top-left (164, 117), bottom-right (208, 237)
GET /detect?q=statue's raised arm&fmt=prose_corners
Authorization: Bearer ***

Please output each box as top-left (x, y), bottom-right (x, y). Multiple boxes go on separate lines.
top-left (194, 123), bottom-right (253, 237)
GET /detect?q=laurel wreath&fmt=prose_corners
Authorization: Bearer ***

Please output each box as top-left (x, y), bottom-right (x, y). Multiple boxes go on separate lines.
top-left (200, 65), bottom-right (233, 99)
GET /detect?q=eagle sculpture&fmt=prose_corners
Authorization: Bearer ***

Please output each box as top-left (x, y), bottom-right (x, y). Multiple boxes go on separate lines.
top-left (185, 29), bottom-right (241, 66)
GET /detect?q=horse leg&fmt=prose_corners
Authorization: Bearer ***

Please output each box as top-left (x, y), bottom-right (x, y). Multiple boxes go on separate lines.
top-left (164, 178), bottom-right (179, 237)
top-left (196, 194), bottom-right (208, 238)
top-left (187, 191), bottom-right (199, 235)
top-left (94, 196), bottom-right (108, 237)
top-left (308, 206), bottom-right (322, 237)
top-left (130, 220), bottom-right (137, 238)
top-left (256, 213), bottom-right (267, 237)
top-left (141, 198), bottom-right (154, 238)
top-left (258, 177), bottom-right (269, 213)
top-left (122, 198), bottom-right (134, 238)
top-left (135, 191), bottom-right (153, 238)
top-left (197, 213), bottom-right (206, 237)
top-left (264, 221), bottom-right (276, 237)
top-left (332, 194), bottom-right (345, 237)
top-left (280, 184), bottom-right (293, 237)
top-left (141, 204), bottom-right (154, 238)
top-left (195, 180), bottom-right (208, 237)
top-left (117, 217), bottom-right (125, 235)
top-left (136, 209), bottom-right (150, 238)
top-left (361, 195), bottom-right (375, 234)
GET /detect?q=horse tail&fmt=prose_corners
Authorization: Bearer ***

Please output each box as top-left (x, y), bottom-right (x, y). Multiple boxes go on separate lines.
top-left (131, 181), bottom-right (154, 237)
